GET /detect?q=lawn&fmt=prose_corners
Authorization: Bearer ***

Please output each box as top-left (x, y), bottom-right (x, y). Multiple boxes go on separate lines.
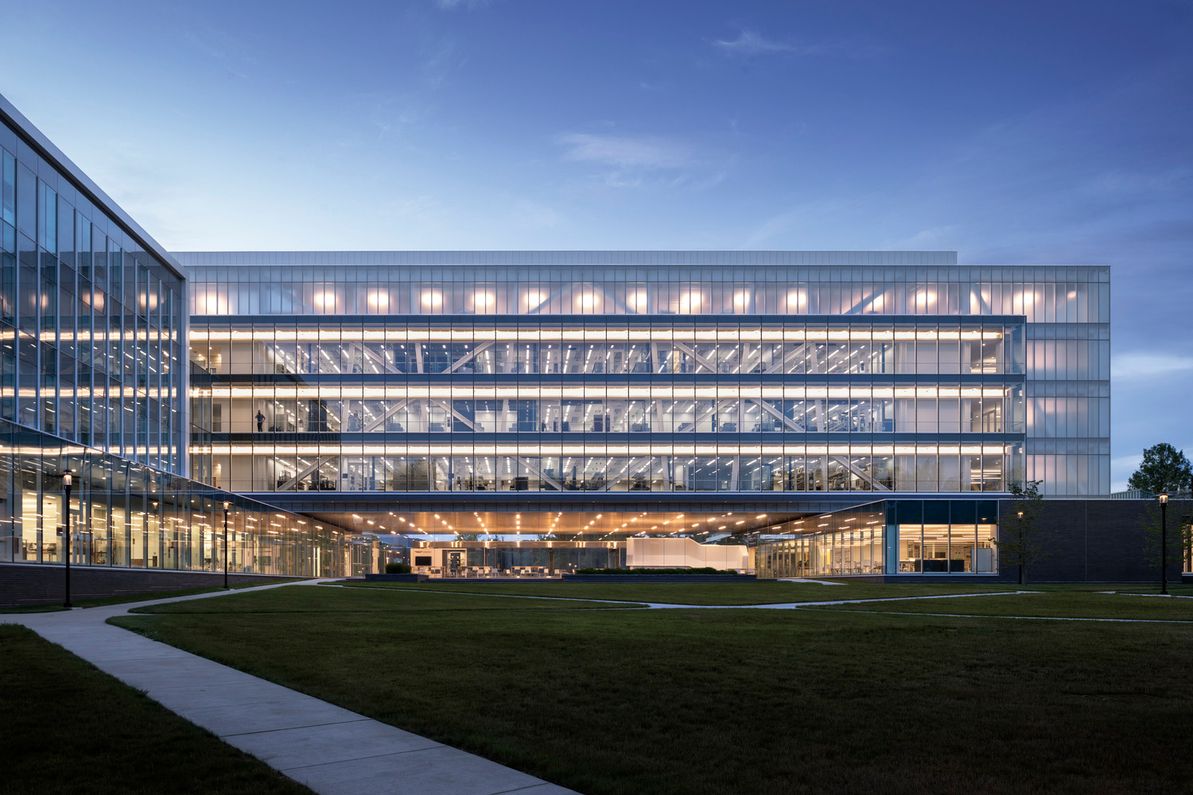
top-left (0, 625), bottom-right (308, 794)
top-left (820, 590), bottom-right (1193, 621)
top-left (114, 583), bottom-right (1193, 795)
top-left (342, 577), bottom-right (1019, 605)
top-left (125, 583), bottom-right (635, 614)
top-left (0, 578), bottom-right (305, 613)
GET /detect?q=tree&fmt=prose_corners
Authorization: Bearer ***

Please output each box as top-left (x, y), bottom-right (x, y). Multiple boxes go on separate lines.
top-left (1140, 501), bottom-right (1181, 568)
top-left (995, 480), bottom-right (1046, 585)
top-left (1141, 501), bottom-right (1190, 592)
top-left (1127, 443), bottom-right (1192, 495)
top-left (1184, 514), bottom-right (1193, 574)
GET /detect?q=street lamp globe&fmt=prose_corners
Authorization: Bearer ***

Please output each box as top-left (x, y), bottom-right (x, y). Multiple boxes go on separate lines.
top-left (61, 470), bottom-right (73, 608)
top-left (1158, 493), bottom-right (1170, 595)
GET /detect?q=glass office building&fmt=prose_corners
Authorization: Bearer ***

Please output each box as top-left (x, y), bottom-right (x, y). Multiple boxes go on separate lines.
top-left (0, 95), bottom-right (373, 579)
top-left (179, 251), bottom-right (1110, 576)
top-left (0, 92), bottom-right (1113, 582)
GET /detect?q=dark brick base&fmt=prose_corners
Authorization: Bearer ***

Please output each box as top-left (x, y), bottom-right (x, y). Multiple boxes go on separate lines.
top-left (562, 573), bottom-right (757, 583)
top-left (0, 563), bottom-right (298, 607)
top-left (1023, 499), bottom-right (1191, 583)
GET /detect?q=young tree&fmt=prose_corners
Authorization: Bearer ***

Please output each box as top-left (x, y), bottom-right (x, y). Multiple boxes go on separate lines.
top-left (995, 480), bottom-right (1046, 585)
top-left (1184, 514), bottom-right (1193, 574)
top-left (1140, 501), bottom-right (1186, 589)
top-left (1127, 443), bottom-right (1193, 495)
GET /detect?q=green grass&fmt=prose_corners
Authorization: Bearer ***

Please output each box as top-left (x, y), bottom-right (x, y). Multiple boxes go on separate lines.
top-left (343, 578), bottom-right (1019, 605)
top-left (1116, 583), bottom-right (1193, 597)
top-left (129, 583), bottom-right (636, 614)
top-left (0, 578), bottom-right (304, 613)
top-left (0, 603), bottom-right (68, 614)
top-left (114, 583), bottom-right (1193, 795)
top-left (822, 590), bottom-right (1193, 621)
top-left (0, 625), bottom-right (308, 794)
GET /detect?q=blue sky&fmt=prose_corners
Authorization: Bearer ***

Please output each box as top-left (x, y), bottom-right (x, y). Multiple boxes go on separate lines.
top-left (1, 0), bottom-right (1190, 489)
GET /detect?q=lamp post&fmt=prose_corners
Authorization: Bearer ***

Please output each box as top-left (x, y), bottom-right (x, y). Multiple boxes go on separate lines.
top-left (150, 501), bottom-right (158, 568)
top-left (62, 470), bottom-right (73, 608)
top-left (222, 501), bottom-right (231, 589)
top-left (1158, 493), bottom-right (1169, 596)
top-left (1016, 510), bottom-right (1025, 586)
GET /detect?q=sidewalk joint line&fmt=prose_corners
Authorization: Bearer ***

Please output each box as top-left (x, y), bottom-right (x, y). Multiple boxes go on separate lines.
top-left (278, 742), bottom-right (448, 772)
top-left (222, 717), bottom-right (371, 738)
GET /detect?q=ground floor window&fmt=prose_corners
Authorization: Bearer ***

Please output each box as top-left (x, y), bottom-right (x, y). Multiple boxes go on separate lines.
top-left (756, 499), bottom-right (999, 578)
top-left (892, 500), bottom-right (997, 574)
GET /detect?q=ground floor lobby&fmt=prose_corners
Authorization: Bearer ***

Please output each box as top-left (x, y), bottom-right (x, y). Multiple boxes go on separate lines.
top-left (362, 496), bottom-right (1190, 584)
top-left (5, 490), bottom-right (1188, 604)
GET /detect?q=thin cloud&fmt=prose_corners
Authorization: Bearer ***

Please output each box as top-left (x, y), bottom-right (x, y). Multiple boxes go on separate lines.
top-left (557, 132), bottom-right (693, 170)
top-left (1111, 352), bottom-right (1193, 380)
top-left (1110, 453), bottom-right (1143, 492)
top-left (740, 196), bottom-right (858, 248)
top-left (713, 29), bottom-right (806, 56)
top-left (715, 29), bottom-right (839, 56)
top-left (433, 0), bottom-right (490, 9)
top-left (887, 225), bottom-right (961, 249)
top-left (508, 198), bottom-right (564, 229)
top-left (712, 29), bottom-right (883, 58)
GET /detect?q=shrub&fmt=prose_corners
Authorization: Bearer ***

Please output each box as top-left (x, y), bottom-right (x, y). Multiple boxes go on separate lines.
top-left (385, 561), bottom-right (412, 574)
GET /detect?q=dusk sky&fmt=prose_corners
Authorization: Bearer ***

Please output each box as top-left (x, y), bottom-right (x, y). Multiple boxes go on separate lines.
top-left (1, 0), bottom-right (1190, 489)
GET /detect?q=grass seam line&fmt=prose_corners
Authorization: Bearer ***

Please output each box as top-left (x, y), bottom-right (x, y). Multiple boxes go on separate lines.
top-left (799, 607), bottom-right (1193, 624)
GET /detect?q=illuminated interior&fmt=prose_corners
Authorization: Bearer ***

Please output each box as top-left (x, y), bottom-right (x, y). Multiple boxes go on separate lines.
top-left (308, 508), bottom-right (785, 540)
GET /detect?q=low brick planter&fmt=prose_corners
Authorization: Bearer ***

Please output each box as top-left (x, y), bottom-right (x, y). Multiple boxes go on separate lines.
top-left (561, 573), bottom-right (756, 583)
top-left (0, 563), bottom-right (292, 608)
top-left (363, 573), bottom-right (425, 582)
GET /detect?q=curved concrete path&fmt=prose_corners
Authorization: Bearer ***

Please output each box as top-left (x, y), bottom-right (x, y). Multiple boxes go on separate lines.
top-left (1, 581), bottom-right (574, 795)
top-left (350, 584), bottom-right (1038, 610)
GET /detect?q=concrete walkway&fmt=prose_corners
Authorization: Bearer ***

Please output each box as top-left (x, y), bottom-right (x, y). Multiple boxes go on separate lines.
top-left (1, 582), bottom-right (574, 795)
top-left (356, 585), bottom-right (1193, 622)
top-left (826, 609), bottom-right (1193, 624)
top-left (650, 589), bottom-right (1038, 610)
top-left (361, 583), bottom-right (1037, 610)
top-left (775, 577), bottom-right (846, 586)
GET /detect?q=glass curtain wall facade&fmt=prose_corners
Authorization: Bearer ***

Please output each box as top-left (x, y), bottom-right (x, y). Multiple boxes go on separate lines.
top-left (180, 251), bottom-right (1108, 499)
top-left (186, 317), bottom-right (1024, 495)
top-left (0, 419), bottom-right (375, 576)
top-left (1, 114), bottom-right (186, 474)
top-left (0, 95), bottom-right (371, 578)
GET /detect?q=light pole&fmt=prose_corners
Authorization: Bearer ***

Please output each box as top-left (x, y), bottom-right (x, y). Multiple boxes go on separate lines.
top-left (62, 470), bottom-right (73, 608)
top-left (222, 501), bottom-right (231, 589)
top-left (150, 501), bottom-right (158, 567)
top-left (1016, 510), bottom-right (1025, 586)
top-left (1158, 493), bottom-right (1169, 595)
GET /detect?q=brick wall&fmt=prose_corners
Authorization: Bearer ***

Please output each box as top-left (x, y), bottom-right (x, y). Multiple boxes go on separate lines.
top-left (0, 564), bottom-right (299, 607)
top-left (1024, 498), bottom-right (1191, 582)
